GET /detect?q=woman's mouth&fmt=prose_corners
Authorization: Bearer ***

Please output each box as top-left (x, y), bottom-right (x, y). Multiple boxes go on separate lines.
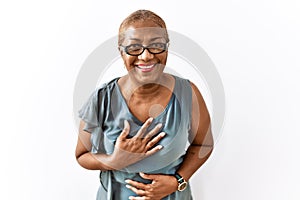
top-left (136, 64), bottom-right (156, 72)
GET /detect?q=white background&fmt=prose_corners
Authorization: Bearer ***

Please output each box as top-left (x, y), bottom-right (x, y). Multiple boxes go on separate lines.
top-left (1, 0), bottom-right (299, 199)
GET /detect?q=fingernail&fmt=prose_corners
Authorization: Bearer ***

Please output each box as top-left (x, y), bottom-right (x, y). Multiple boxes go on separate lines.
top-left (160, 132), bottom-right (166, 137)
top-left (157, 145), bottom-right (163, 149)
top-left (125, 179), bottom-right (130, 183)
top-left (126, 184), bottom-right (131, 188)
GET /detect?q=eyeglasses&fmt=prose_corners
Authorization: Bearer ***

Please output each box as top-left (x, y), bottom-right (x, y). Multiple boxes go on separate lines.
top-left (120, 43), bottom-right (169, 56)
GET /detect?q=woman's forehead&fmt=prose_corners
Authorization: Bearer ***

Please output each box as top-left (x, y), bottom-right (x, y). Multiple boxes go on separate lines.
top-left (122, 27), bottom-right (167, 42)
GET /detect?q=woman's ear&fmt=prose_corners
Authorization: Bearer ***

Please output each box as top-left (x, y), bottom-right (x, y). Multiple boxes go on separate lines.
top-left (118, 47), bottom-right (126, 67)
top-left (118, 46), bottom-right (124, 56)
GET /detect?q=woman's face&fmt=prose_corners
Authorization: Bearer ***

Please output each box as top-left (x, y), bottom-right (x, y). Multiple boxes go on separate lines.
top-left (119, 20), bottom-right (168, 85)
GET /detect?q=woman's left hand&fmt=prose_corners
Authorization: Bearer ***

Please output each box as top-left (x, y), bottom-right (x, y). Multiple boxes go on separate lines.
top-left (125, 172), bottom-right (178, 200)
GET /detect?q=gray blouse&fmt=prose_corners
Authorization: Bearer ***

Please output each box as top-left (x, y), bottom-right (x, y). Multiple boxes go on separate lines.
top-left (78, 75), bottom-right (193, 200)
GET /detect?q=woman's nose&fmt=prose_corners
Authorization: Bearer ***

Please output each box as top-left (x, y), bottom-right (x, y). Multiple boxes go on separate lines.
top-left (138, 48), bottom-right (154, 61)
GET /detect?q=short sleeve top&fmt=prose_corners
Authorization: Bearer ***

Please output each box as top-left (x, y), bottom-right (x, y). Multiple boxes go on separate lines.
top-left (78, 75), bottom-right (192, 175)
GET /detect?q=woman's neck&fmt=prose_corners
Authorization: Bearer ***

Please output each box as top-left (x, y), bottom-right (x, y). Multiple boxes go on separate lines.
top-left (132, 83), bottom-right (162, 97)
top-left (119, 74), bottom-right (173, 100)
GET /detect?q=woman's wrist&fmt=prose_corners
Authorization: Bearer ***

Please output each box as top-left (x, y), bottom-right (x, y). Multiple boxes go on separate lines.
top-left (169, 174), bottom-right (179, 192)
top-left (93, 153), bottom-right (122, 170)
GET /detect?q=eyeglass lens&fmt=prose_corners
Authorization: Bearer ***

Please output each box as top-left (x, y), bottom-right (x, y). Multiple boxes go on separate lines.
top-left (124, 43), bottom-right (167, 56)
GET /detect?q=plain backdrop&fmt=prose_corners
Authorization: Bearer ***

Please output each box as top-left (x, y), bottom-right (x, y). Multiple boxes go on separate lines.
top-left (1, 0), bottom-right (299, 199)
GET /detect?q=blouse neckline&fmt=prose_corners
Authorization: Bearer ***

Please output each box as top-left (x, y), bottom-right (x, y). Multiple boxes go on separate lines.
top-left (114, 76), bottom-right (177, 125)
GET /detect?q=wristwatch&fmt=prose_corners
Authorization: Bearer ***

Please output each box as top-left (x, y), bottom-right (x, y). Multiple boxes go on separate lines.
top-left (173, 172), bottom-right (188, 191)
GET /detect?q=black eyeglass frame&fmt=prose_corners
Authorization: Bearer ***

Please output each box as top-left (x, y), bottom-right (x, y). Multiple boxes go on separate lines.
top-left (119, 43), bottom-right (169, 56)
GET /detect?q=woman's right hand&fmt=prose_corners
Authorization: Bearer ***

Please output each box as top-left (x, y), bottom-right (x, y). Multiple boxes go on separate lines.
top-left (110, 118), bottom-right (165, 170)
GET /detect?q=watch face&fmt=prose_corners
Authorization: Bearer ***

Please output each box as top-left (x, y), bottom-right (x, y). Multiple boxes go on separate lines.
top-left (178, 182), bottom-right (187, 191)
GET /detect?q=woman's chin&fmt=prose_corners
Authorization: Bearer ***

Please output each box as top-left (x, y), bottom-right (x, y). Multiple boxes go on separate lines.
top-left (128, 69), bottom-right (164, 85)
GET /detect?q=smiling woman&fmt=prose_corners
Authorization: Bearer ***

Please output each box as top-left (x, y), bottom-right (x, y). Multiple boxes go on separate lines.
top-left (75, 9), bottom-right (214, 200)
top-left (119, 24), bottom-right (169, 86)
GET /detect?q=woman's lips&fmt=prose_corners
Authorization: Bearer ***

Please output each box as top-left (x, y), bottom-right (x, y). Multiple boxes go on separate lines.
top-left (136, 64), bottom-right (156, 72)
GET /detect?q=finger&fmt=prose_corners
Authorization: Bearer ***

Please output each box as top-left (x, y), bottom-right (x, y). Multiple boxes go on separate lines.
top-left (119, 120), bottom-right (130, 140)
top-left (145, 132), bottom-right (165, 149)
top-left (145, 144), bottom-right (163, 156)
top-left (126, 185), bottom-right (147, 196)
top-left (135, 118), bottom-right (153, 138)
top-left (139, 172), bottom-right (154, 181)
top-left (125, 179), bottom-right (147, 190)
top-left (129, 196), bottom-right (148, 200)
top-left (143, 123), bottom-right (163, 140)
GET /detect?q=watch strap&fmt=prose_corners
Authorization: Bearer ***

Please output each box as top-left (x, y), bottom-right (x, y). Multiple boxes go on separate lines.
top-left (173, 172), bottom-right (188, 191)
top-left (174, 172), bottom-right (185, 184)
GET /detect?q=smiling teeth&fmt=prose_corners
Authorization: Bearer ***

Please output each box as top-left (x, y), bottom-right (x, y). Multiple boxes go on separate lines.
top-left (138, 64), bottom-right (155, 69)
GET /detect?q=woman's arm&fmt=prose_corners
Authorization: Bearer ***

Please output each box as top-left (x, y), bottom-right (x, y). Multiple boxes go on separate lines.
top-left (126, 82), bottom-right (214, 200)
top-left (75, 120), bottom-right (113, 170)
top-left (75, 118), bottom-right (166, 171)
top-left (175, 81), bottom-right (214, 180)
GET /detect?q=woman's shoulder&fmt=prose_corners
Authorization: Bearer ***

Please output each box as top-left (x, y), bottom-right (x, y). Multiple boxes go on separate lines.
top-left (165, 73), bottom-right (190, 83)
top-left (95, 77), bottom-right (120, 92)
top-left (164, 73), bottom-right (191, 90)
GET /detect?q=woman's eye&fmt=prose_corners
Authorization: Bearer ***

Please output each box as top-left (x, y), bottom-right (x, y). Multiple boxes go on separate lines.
top-left (150, 43), bottom-right (164, 48)
top-left (128, 44), bottom-right (142, 50)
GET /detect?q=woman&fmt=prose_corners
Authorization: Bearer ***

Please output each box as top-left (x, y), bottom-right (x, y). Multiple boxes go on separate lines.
top-left (75, 9), bottom-right (213, 200)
